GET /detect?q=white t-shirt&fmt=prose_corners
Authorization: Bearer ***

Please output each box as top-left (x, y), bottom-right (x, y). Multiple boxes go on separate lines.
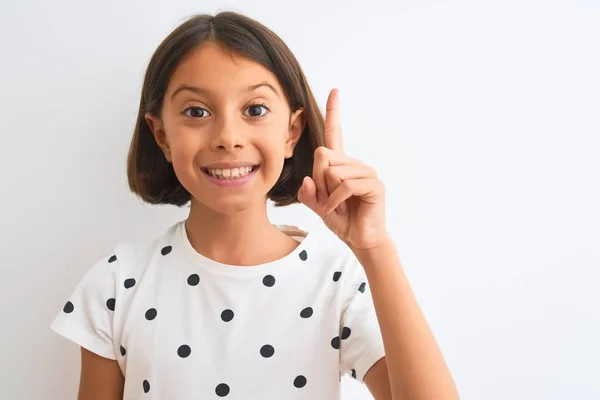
top-left (50, 220), bottom-right (385, 399)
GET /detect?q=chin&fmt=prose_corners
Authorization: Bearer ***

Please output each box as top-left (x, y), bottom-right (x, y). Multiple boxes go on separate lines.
top-left (209, 201), bottom-right (252, 215)
top-left (193, 195), bottom-right (257, 215)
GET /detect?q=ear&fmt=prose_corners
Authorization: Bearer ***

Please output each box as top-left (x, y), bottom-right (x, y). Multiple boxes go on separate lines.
top-left (284, 108), bottom-right (306, 159)
top-left (144, 112), bottom-right (172, 163)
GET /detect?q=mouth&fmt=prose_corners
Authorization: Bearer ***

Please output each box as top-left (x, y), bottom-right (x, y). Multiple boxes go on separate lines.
top-left (200, 165), bottom-right (260, 180)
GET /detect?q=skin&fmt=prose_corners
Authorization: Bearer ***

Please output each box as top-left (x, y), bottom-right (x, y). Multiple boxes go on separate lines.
top-left (297, 90), bottom-right (460, 399)
top-left (78, 42), bottom-right (459, 399)
top-left (78, 348), bottom-right (124, 399)
top-left (145, 41), bottom-right (307, 267)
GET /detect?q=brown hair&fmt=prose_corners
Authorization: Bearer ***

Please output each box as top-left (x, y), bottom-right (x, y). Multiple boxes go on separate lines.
top-left (127, 11), bottom-right (325, 207)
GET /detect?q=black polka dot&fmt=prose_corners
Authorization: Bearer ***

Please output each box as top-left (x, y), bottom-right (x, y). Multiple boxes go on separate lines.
top-left (342, 326), bottom-right (351, 340)
top-left (187, 274), bottom-right (200, 286)
top-left (63, 301), bottom-right (74, 313)
top-left (262, 275), bottom-right (275, 287)
top-left (124, 278), bottom-right (136, 289)
top-left (145, 308), bottom-right (157, 320)
top-left (358, 282), bottom-right (367, 293)
top-left (106, 298), bottom-right (115, 311)
top-left (161, 245), bottom-right (172, 256)
top-left (333, 271), bottom-right (342, 282)
top-left (221, 309), bottom-right (234, 322)
top-left (177, 344), bottom-right (191, 358)
top-left (108, 255), bottom-right (117, 263)
top-left (331, 336), bottom-right (340, 349)
top-left (294, 375), bottom-right (307, 388)
top-left (299, 250), bottom-right (308, 261)
top-left (351, 369), bottom-right (357, 379)
top-left (358, 282), bottom-right (366, 293)
top-left (300, 307), bottom-right (313, 318)
top-left (215, 383), bottom-right (230, 397)
top-left (260, 344), bottom-right (274, 358)
top-left (120, 345), bottom-right (126, 356)
top-left (143, 380), bottom-right (150, 393)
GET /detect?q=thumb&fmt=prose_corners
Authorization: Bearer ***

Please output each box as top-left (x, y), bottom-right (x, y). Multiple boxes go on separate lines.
top-left (297, 176), bottom-right (320, 214)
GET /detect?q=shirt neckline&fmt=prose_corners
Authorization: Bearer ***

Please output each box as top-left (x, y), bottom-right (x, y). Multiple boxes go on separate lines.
top-left (177, 219), bottom-right (315, 276)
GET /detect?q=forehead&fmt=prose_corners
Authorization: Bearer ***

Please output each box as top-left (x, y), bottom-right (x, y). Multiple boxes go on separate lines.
top-left (167, 42), bottom-right (282, 97)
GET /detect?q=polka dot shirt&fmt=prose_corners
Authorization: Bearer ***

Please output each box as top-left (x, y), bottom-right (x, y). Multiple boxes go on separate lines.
top-left (50, 220), bottom-right (385, 399)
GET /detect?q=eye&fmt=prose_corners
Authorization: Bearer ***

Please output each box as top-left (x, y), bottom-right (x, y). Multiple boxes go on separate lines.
top-left (244, 103), bottom-right (270, 118)
top-left (182, 103), bottom-right (270, 119)
top-left (182, 106), bottom-right (211, 119)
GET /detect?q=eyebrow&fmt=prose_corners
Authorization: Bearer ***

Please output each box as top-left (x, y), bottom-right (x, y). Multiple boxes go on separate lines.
top-left (170, 82), bottom-right (280, 101)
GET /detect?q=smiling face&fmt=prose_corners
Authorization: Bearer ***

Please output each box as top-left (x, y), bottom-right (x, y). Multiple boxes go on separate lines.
top-left (145, 42), bottom-right (305, 214)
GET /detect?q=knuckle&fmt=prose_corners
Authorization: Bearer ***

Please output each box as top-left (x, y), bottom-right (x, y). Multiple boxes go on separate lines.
top-left (324, 167), bottom-right (336, 181)
top-left (314, 146), bottom-right (328, 159)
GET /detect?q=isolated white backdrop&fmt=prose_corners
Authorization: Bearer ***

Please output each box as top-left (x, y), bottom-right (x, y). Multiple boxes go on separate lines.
top-left (1, 0), bottom-right (599, 399)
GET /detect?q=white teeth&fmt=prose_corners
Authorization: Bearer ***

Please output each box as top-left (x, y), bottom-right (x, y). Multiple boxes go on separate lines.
top-left (206, 166), bottom-right (254, 179)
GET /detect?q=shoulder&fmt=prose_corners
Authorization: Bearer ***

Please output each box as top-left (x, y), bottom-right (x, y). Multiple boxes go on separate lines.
top-left (295, 226), bottom-right (365, 289)
top-left (97, 221), bottom-right (183, 280)
top-left (307, 227), bottom-right (361, 269)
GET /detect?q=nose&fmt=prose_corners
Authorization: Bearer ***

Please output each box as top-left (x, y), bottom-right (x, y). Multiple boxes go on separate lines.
top-left (210, 117), bottom-right (246, 152)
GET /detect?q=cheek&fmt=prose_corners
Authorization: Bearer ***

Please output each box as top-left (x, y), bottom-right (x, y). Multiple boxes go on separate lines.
top-left (169, 129), bottom-right (204, 159)
top-left (257, 129), bottom-right (285, 156)
top-left (258, 137), bottom-right (287, 178)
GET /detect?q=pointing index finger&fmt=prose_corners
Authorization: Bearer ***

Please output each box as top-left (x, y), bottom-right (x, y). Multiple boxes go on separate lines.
top-left (325, 88), bottom-right (344, 154)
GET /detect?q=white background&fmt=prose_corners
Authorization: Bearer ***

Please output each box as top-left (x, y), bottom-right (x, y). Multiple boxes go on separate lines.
top-left (1, 0), bottom-right (599, 399)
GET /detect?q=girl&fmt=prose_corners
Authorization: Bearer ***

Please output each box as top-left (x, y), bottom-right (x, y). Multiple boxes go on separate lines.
top-left (50, 11), bottom-right (458, 400)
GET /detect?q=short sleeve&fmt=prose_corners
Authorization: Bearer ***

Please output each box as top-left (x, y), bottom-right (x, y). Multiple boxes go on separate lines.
top-left (339, 254), bottom-right (386, 383)
top-left (49, 252), bottom-right (119, 360)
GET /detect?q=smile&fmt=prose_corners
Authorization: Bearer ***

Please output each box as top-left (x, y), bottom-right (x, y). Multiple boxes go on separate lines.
top-left (200, 165), bottom-right (260, 187)
top-left (202, 165), bottom-right (258, 179)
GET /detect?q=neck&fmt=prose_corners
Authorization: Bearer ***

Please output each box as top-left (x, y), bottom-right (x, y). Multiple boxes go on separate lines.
top-left (185, 197), bottom-right (298, 266)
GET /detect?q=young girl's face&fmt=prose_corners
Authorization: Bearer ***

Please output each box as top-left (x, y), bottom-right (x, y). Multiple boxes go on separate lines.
top-left (146, 42), bottom-right (304, 214)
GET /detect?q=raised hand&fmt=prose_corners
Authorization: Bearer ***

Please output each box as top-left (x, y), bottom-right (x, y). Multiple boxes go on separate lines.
top-left (297, 88), bottom-right (390, 251)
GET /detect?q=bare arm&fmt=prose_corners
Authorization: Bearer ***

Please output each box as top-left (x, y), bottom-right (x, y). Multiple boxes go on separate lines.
top-left (356, 241), bottom-right (459, 400)
top-left (364, 357), bottom-right (393, 400)
top-left (78, 347), bottom-right (124, 400)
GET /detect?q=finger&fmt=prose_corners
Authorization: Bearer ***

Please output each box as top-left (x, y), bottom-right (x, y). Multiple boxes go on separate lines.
top-left (297, 176), bottom-right (322, 215)
top-left (324, 164), bottom-right (378, 214)
top-left (312, 146), bottom-right (354, 204)
top-left (325, 88), bottom-right (344, 154)
top-left (312, 146), bottom-right (330, 204)
top-left (312, 146), bottom-right (360, 204)
top-left (325, 164), bottom-right (378, 183)
top-left (323, 178), bottom-right (382, 215)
